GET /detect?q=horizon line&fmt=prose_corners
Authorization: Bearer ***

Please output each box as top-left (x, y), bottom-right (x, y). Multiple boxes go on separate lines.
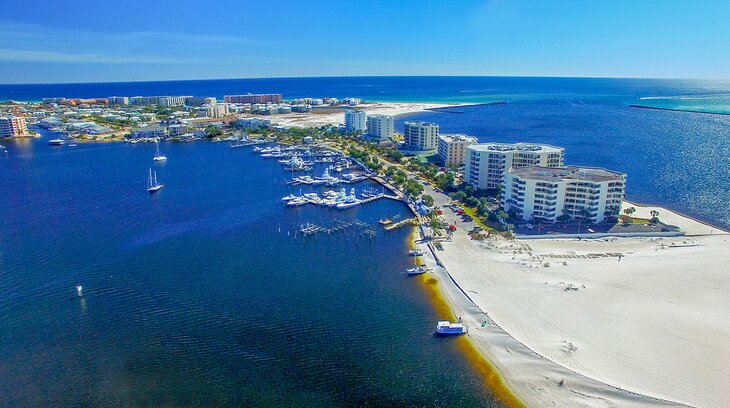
top-left (2, 74), bottom-right (729, 87)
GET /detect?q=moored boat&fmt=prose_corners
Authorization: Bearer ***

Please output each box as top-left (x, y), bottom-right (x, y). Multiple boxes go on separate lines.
top-left (436, 321), bottom-right (467, 335)
top-left (406, 266), bottom-right (428, 275)
top-left (147, 168), bottom-right (164, 193)
top-left (409, 249), bottom-right (424, 256)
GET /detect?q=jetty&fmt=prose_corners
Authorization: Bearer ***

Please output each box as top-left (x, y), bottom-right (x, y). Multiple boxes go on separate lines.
top-left (384, 217), bottom-right (418, 231)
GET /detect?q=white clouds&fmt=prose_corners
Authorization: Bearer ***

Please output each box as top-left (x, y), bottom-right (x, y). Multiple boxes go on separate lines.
top-left (0, 21), bottom-right (259, 64)
top-left (0, 48), bottom-right (200, 64)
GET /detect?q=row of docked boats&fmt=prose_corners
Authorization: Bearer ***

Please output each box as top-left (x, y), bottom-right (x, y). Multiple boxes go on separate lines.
top-left (282, 187), bottom-right (364, 209)
top-left (289, 167), bottom-right (367, 186)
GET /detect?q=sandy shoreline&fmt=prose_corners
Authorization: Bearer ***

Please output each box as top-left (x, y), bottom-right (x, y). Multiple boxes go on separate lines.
top-left (410, 184), bottom-right (729, 408)
top-left (261, 102), bottom-right (464, 128)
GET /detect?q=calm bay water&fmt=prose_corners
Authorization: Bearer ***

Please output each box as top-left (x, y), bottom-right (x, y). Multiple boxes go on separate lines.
top-left (0, 136), bottom-right (498, 407)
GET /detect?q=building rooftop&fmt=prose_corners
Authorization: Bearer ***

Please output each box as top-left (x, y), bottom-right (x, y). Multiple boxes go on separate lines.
top-left (439, 134), bottom-right (478, 143)
top-left (509, 166), bottom-right (626, 183)
top-left (468, 142), bottom-right (564, 153)
top-left (404, 121), bottom-right (438, 126)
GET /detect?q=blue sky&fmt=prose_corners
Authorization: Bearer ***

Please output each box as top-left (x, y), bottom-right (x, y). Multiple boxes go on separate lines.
top-left (1, 0), bottom-right (728, 83)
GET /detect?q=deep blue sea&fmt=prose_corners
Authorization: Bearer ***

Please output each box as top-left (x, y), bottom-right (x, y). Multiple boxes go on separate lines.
top-left (1, 76), bottom-right (729, 406)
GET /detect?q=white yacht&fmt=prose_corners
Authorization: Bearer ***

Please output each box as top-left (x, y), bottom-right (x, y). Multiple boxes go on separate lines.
top-left (147, 168), bottom-right (164, 193)
top-left (153, 140), bottom-right (167, 161)
top-left (407, 266), bottom-right (428, 276)
top-left (48, 138), bottom-right (65, 146)
top-left (281, 194), bottom-right (298, 201)
top-left (336, 188), bottom-right (360, 209)
top-left (286, 197), bottom-right (308, 207)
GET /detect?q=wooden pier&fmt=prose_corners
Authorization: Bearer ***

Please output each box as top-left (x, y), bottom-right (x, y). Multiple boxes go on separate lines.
top-left (384, 217), bottom-right (418, 231)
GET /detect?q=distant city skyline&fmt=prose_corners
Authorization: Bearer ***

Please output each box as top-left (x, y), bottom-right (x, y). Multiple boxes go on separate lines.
top-left (1, 0), bottom-right (728, 84)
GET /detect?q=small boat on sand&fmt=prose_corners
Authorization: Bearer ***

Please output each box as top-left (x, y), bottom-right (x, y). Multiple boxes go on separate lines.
top-left (409, 249), bottom-right (424, 256)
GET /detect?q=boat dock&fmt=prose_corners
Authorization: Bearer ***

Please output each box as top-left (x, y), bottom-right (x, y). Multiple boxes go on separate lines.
top-left (384, 217), bottom-right (418, 231)
top-left (296, 220), bottom-right (377, 239)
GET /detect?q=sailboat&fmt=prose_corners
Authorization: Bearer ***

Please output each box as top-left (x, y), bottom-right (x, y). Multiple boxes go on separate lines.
top-left (153, 140), bottom-right (167, 161)
top-left (147, 168), bottom-right (164, 193)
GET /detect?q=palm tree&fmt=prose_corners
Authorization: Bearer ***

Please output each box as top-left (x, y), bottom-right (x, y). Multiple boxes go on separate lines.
top-left (623, 206), bottom-right (636, 223)
top-left (650, 210), bottom-right (660, 223)
top-left (577, 208), bottom-right (592, 233)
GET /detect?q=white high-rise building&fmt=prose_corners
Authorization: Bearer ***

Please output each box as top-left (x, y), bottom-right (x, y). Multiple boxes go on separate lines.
top-left (403, 121), bottom-right (439, 151)
top-left (438, 134), bottom-right (477, 166)
top-left (344, 110), bottom-right (366, 133)
top-left (107, 96), bottom-right (129, 106)
top-left (366, 114), bottom-right (394, 141)
top-left (0, 116), bottom-right (28, 137)
top-left (503, 166), bottom-right (626, 223)
top-left (464, 143), bottom-right (565, 190)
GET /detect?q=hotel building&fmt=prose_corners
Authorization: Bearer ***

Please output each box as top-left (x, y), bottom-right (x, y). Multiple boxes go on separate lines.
top-left (366, 114), bottom-right (394, 141)
top-left (403, 121), bottom-right (439, 151)
top-left (107, 96), bottom-right (129, 106)
top-left (464, 143), bottom-right (565, 190)
top-left (130, 96), bottom-right (191, 106)
top-left (344, 110), bottom-right (366, 133)
top-left (224, 94), bottom-right (283, 104)
top-left (0, 116), bottom-right (28, 137)
top-left (438, 134), bottom-right (477, 166)
top-left (503, 166), bottom-right (626, 223)
top-left (185, 96), bottom-right (217, 106)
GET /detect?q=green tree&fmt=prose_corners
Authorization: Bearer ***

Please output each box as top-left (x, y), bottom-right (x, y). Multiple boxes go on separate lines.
top-left (422, 194), bottom-right (434, 207)
top-left (649, 210), bottom-right (660, 224)
top-left (205, 125), bottom-right (223, 137)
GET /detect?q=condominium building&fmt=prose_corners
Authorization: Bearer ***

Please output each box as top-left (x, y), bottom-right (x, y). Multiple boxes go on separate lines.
top-left (366, 114), bottom-right (394, 141)
top-left (224, 94), bottom-right (283, 104)
top-left (464, 143), bottom-right (565, 190)
top-left (503, 166), bottom-right (626, 223)
top-left (344, 110), bottom-right (366, 133)
top-left (0, 116), bottom-right (28, 137)
top-left (107, 96), bottom-right (129, 106)
top-left (185, 96), bottom-right (217, 106)
top-left (403, 121), bottom-right (439, 151)
top-left (130, 96), bottom-right (191, 106)
top-left (197, 103), bottom-right (230, 118)
top-left (438, 134), bottom-right (477, 166)
top-left (130, 125), bottom-right (167, 139)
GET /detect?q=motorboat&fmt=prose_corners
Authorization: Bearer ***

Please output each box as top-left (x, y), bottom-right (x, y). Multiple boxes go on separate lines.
top-left (409, 249), bottom-right (424, 256)
top-left (406, 266), bottom-right (428, 276)
top-left (48, 138), bottom-right (65, 146)
top-left (436, 321), bottom-right (467, 335)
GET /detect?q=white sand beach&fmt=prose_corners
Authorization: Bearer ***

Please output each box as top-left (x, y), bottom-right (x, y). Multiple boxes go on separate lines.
top-left (261, 102), bottom-right (460, 128)
top-left (415, 185), bottom-right (730, 407)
